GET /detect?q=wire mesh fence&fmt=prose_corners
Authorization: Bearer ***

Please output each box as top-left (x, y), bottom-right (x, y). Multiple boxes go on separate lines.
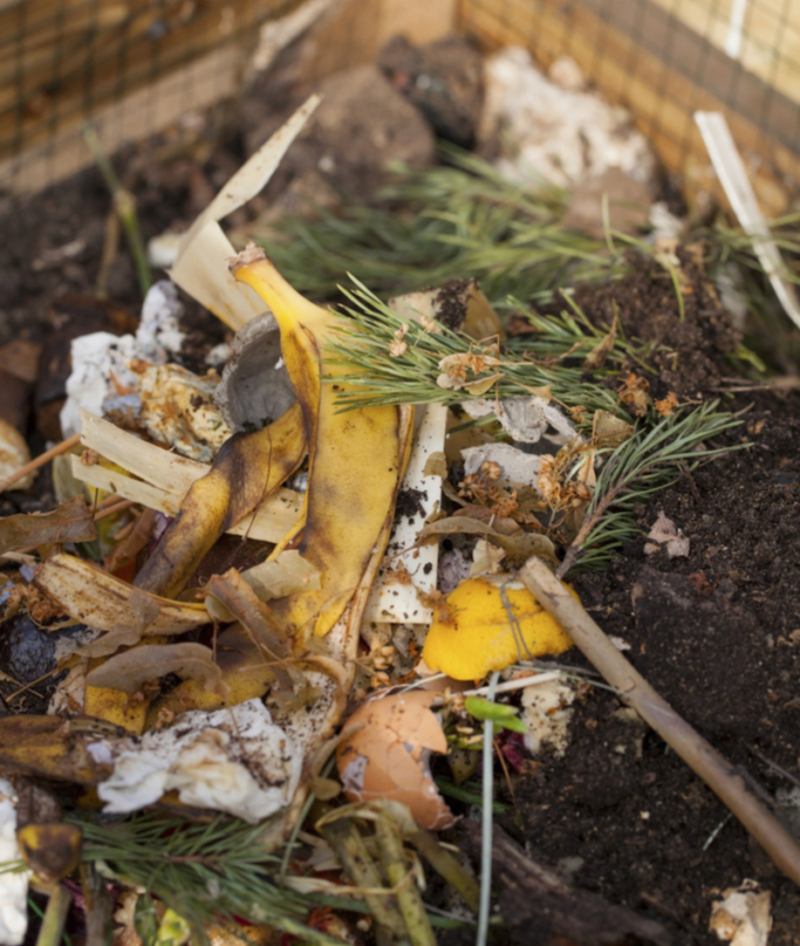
top-left (0, 0), bottom-right (301, 191)
top-left (1, 0), bottom-right (799, 203)
top-left (458, 0), bottom-right (800, 214)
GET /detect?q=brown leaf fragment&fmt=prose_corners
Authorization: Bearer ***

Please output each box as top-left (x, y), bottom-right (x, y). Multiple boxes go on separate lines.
top-left (79, 588), bottom-right (161, 659)
top-left (417, 513), bottom-right (556, 563)
top-left (35, 553), bottom-right (209, 634)
top-left (85, 643), bottom-right (229, 698)
top-left (618, 371), bottom-right (650, 416)
top-left (0, 495), bottom-right (97, 556)
top-left (204, 570), bottom-right (289, 658)
top-left (582, 312), bottom-right (618, 370)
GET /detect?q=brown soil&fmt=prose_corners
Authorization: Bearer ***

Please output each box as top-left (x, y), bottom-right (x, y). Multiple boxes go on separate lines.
top-left (481, 258), bottom-right (800, 944)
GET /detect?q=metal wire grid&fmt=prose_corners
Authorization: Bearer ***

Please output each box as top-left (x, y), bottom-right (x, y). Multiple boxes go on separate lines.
top-left (0, 0), bottom-right (298, 189)
top-left (458, 0), bottom-right (800, 185)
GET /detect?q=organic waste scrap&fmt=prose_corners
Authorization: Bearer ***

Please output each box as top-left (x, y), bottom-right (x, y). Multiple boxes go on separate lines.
top-left (1, 96), bottom-right (797, 946)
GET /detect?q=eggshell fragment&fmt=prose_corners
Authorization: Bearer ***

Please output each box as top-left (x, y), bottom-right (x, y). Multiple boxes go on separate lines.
top-left (421, 575), bottom-right (574, 681)
top-left (336, 691), bottom-right (455, 830)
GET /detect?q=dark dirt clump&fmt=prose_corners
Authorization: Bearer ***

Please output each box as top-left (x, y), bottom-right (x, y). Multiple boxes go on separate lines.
top-left (537, 247), bottom-right (742, 401)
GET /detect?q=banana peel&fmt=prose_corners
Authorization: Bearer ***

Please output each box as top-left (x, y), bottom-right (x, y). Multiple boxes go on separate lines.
top-left (133, 401), bottom-right (307, 598)
top-left (231, 246), bottom-right (415, 643)
top-left (0, 715), bottom-right (114, 784)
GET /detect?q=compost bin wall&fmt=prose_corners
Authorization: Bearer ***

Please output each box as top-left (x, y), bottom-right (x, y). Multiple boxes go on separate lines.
top-left (1, 0), bottom-right (799, 209)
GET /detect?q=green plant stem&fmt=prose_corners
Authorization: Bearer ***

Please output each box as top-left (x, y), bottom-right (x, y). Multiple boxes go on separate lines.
top-left (319, 818), bottom-right (405, 940)
top-left (83, 123), bottom-right (152, 296)
top-left (35, 885), bottom-right (72, 946)
top-left (374, 814), bottom-right (436, 946)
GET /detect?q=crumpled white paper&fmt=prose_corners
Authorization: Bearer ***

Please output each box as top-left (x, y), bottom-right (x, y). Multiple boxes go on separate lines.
top-left (59, 281), bottom-right (185, 438)
top-left (462, 395), bottom-right (576, 445)
top-left (96, 700), bottom-right (301, 824)
top-left (0, 778), bottom-right (31, 946)
top-left (480, 47), bottom-right (655, 190)
top-left (462, 442), bottom-right (542, 487)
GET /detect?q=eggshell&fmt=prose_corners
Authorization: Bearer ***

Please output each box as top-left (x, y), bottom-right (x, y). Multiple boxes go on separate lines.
top-left (336, 690), bottom-right (455, 830)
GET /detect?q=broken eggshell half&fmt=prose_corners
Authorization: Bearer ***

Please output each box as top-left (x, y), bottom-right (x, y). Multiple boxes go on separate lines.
top-left (336, 690), bottom-right (455, 830)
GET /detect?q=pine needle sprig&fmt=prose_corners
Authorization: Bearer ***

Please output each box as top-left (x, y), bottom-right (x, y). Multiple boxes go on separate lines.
top-left (75, 812), bottom-right (342, 946)
top-left (327, 280), bottom-right (630, 425)
top-left (557, 401), bottom-right (746, 577)
top-left (262, 146), bottom-right (619, 304)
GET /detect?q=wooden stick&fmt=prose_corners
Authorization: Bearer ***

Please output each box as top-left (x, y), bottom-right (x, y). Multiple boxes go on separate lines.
top-left (519, 555), bottom-right (800, 888)
top-left (0, 432), bottom-right (82, 493)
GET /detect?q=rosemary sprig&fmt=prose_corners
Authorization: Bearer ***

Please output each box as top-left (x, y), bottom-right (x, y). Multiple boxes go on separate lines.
top-left (75, 812), bottom-right (341, 946)
top-left (327, 279), bottom-right (630, 426)
top-left (558, 400), bottom-right (746, 576)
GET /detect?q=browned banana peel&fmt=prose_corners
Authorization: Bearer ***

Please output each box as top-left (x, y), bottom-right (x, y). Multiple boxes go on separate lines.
top-left (134, 400), bottom-right (306, 598)
top-left (35, 553), bottom-right (209, 636)
top-left (231, 246), bottom-right (415, 643)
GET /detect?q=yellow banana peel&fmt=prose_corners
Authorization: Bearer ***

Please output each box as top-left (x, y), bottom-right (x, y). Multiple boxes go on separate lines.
top-left (134, 400), bottom-right (307, 598)
top-left (231, 245), bottom-right (414, 641)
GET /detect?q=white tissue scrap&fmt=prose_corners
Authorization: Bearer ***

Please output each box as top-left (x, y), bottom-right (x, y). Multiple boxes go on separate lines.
top-left (0, 778), bottom-right (31, 946)
top-left (521, 679), bottom-right (575, 757)
top-left (480, 47), bottom-right (655, 190)
top-left (462, 396), bottom-right (576, 445)
top-left (135, 281), bottom-right (185, 363)
top-left (709, 880), bottom-right (772, 946)
top-left (462, 442), bottom-right (542, 487)
top-left (59, 281), bottom-right (185, 438)
top-left (97, 699), bottom-right (301, 824)
top-left (60, 332), bottom-right (140, 438)
top-left (644, 511), bottom-right (690, 559)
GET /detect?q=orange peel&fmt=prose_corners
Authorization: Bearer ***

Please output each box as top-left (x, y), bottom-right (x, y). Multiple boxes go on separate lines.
top-left (421, 575), bottom-right (574, 680)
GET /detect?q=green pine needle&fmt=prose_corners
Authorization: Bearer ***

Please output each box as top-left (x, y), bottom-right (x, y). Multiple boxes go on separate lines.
top-left (558, 400), bottom-right (747, 576)
top-left (326, 278), bottom-right (632, 426)
top-left (74, 812), bottom-right (342, 946)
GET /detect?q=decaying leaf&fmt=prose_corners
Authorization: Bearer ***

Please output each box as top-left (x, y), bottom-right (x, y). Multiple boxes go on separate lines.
top-left (86, 643), bottom-right (228, 697)
top-left (582, 311), bottom-right (618, 370)
top-left (204, 570), bottom-right (290, 658)
top-left (239, 550), bottom-right (322, 602)
top-left (79, 587), bottom-right (160, 658)
top-left (0, 495), bottom-right (97, 556)
top-left (35, 553), bottom-right (209, 634)
top-left (417, 513), bottom-right (556, 563)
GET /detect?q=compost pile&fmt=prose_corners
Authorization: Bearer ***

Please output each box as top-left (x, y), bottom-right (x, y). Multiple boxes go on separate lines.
top-left (2, 27), bottom-right (800, 946)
